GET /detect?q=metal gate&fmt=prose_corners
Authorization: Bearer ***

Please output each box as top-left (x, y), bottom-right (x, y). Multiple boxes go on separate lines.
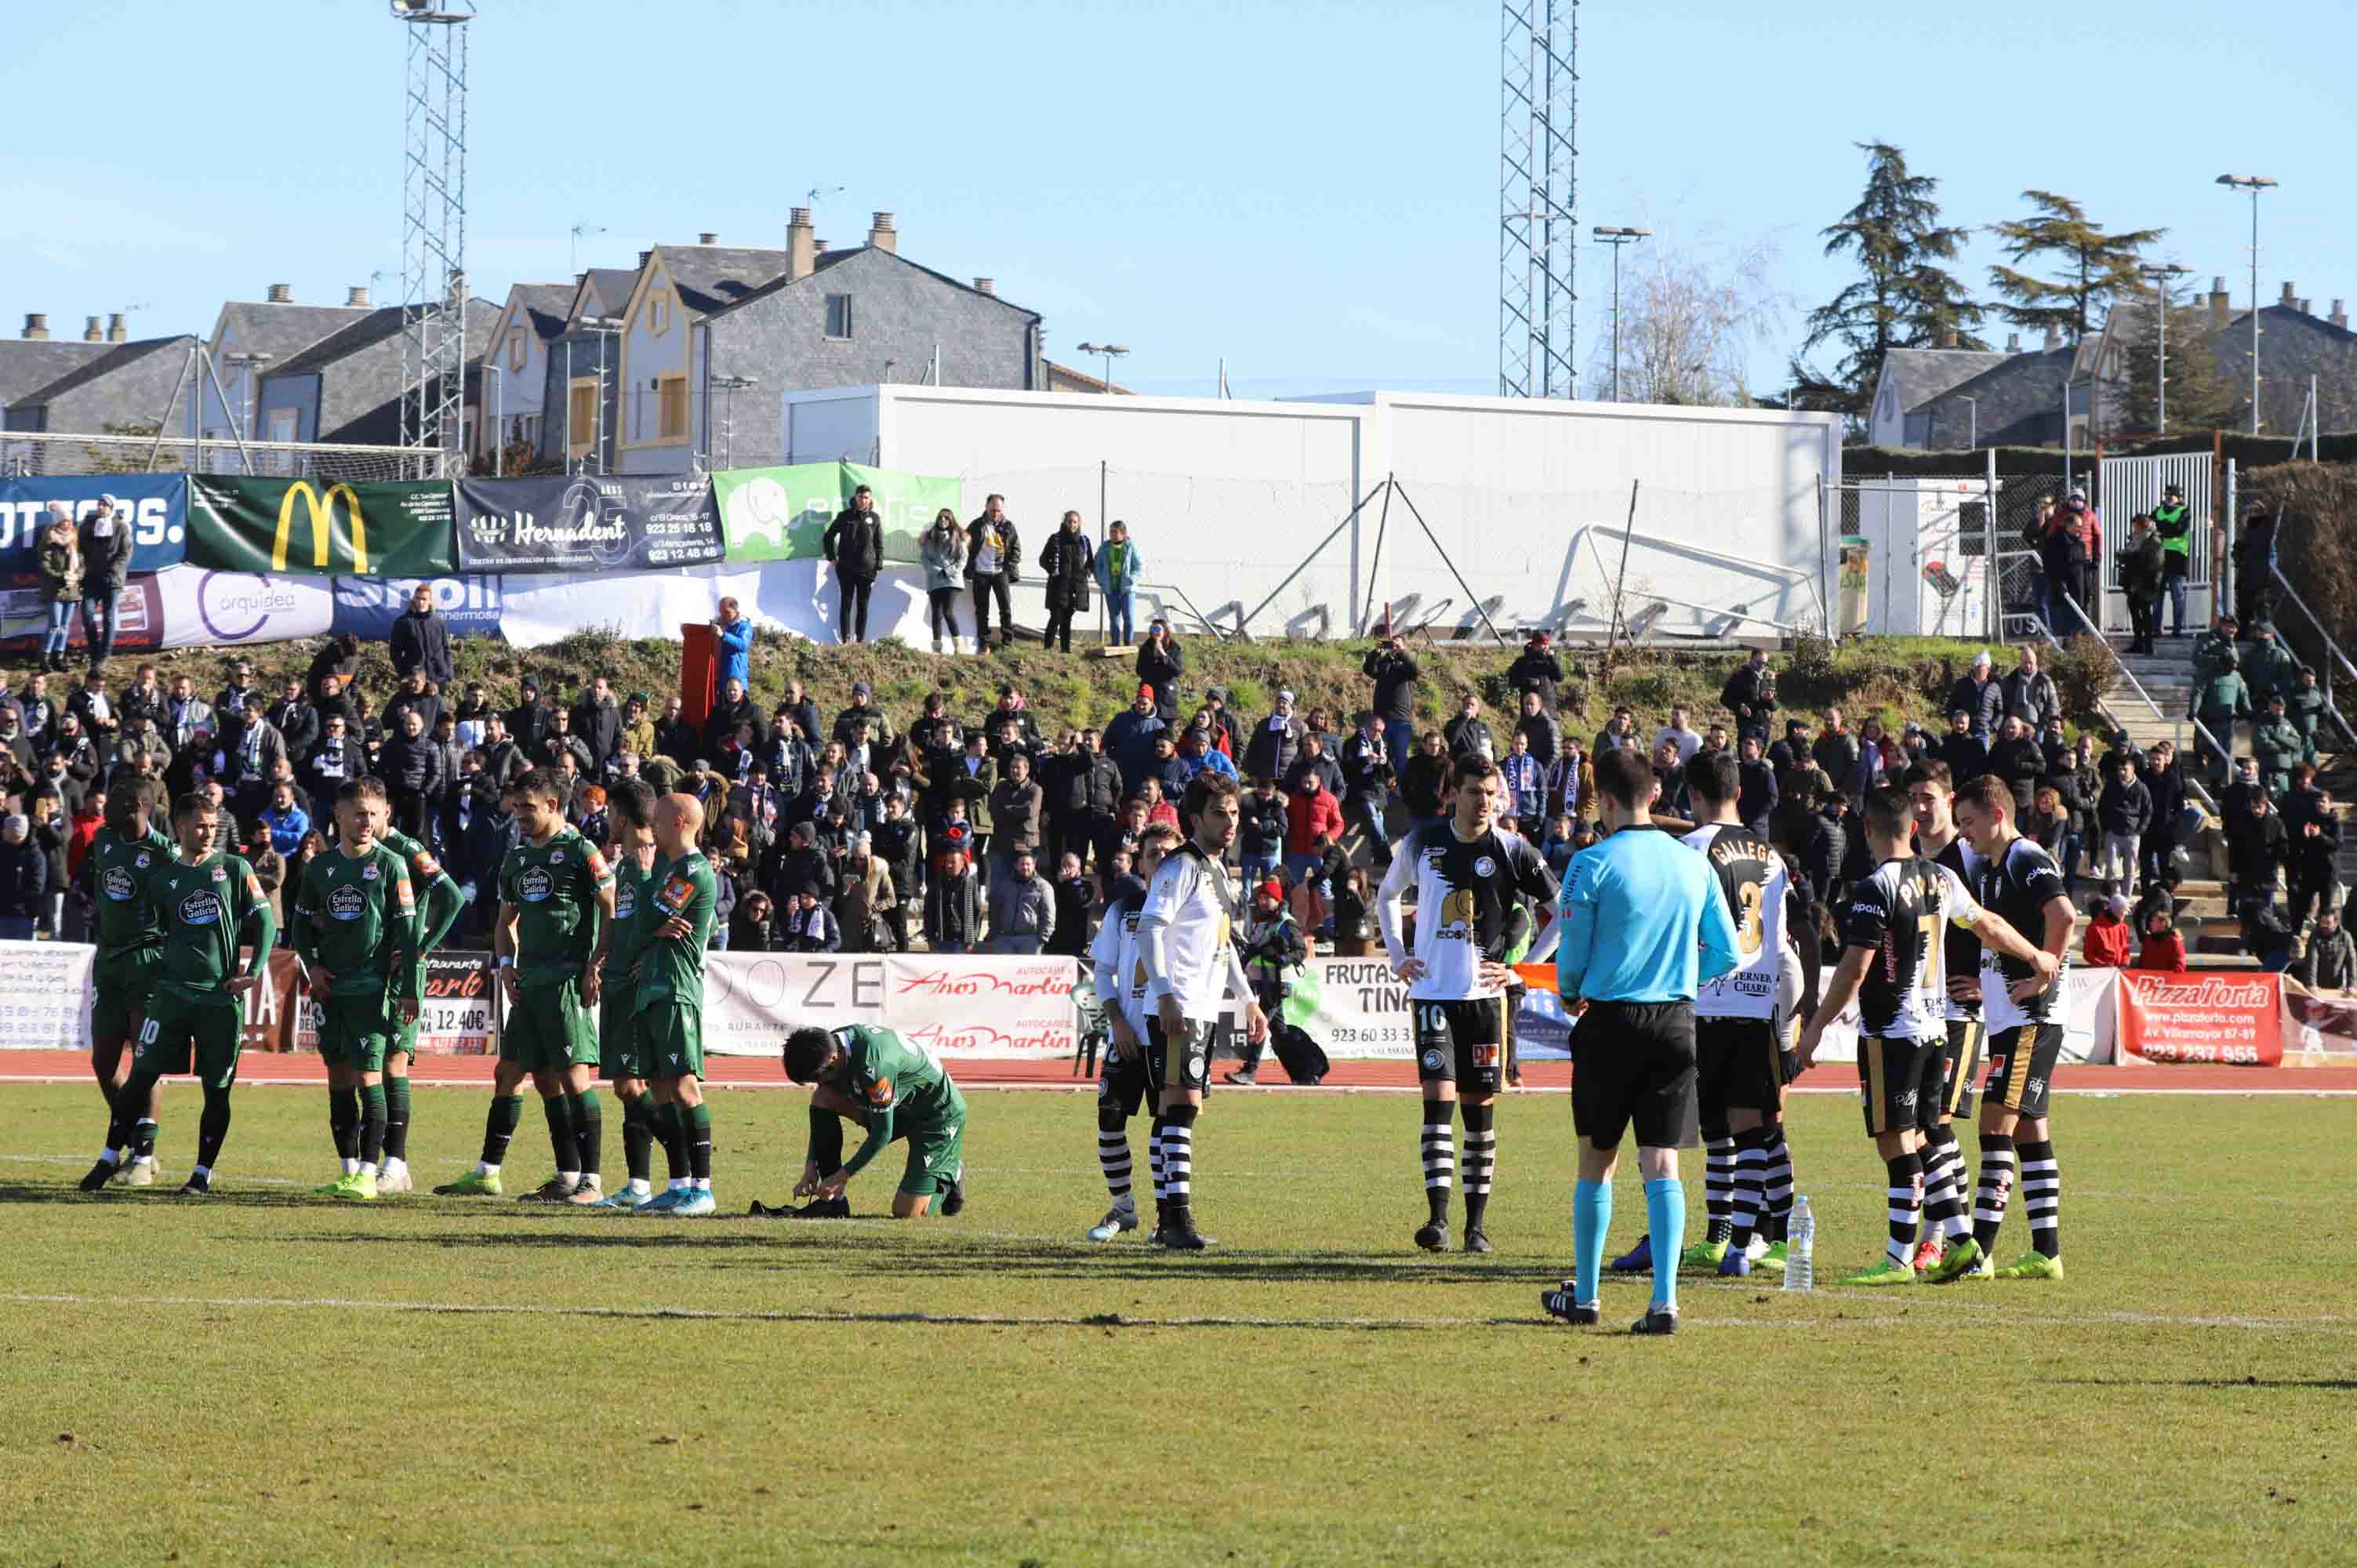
top-left (2095, 452), bottom-right (2217, 630)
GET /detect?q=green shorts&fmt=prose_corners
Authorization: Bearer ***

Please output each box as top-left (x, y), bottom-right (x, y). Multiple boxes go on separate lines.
top-left (599, 988), bottom-right (645, 1082)
top-left (499, 977), bottom-right (599, 1074)
top-left (898, 1116), bottom-right (966, 1200)
top-left (93, 948), bottom-right (162, 1051)
top-left (317, 991), bottom-right (397, 1073)
top-left (134, 989), bottom-right (243, 1091)
top-left (638, 1003), bottom-right (703, 1083)
top-left (392, 962), bottom-right (426, 1059)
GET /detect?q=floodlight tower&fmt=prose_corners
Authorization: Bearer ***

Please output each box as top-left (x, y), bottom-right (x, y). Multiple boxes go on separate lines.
top-left (393, 0), bottom-right (474, 472)
top-left (1498, 0), bottom-right (1578, 398)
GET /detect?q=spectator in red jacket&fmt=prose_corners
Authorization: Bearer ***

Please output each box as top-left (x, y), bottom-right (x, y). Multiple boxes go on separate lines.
top-left (2132, 908), bottom-right (2187, 972)
top-left (2082, 894), bottom-right (2132, 967)
top-left (1284, 772), bottom-right (1344, 866)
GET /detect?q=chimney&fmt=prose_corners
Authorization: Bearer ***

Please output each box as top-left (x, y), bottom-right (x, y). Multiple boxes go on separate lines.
top-left (2281, 281), bottom-right (2297, 308)
top-left (2006, 332), bottom-right (2021, 353)
top-left (973, 278), bottom-right (995, 297)
top-left (1941, 328), bottom-right (1958, 349)
top-left (21, 314), bottom-right (48, 340)
top-left (82, 316), bottom-right (104, 343)
top-left (2042, 325), bottom-right (2060, 352)
top-left (786, 207), bottom-right (815, 282)
top-left (106, 313), bottom-right (126, 343)
top-left (267, 283), bottom-right (292, 303)
top-left (2297, 299), bottom-right (2312, 315)
top-left (866, 211), bottom-right (897, 255)
top-left (2210, 277), bottom-right (2232, 331)
top-left (638, 250), bottom-right (652, 268)
top-left (698, 232), bottom-right (717, 245)
top-left (2333, 300), bottom-right (2348, 330)
top-left (346, 286), bottom-right (370, 307)
top-left (815, 238), bottom-right (831, 257)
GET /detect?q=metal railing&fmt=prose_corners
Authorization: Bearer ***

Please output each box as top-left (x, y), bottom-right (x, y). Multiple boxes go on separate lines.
top-left (2268, 562), bottom-right (2357, 752)
top-left (2054, 591), bottom-right (2221, 815)
top-left (1575, 525), bottom-right (1816, 636)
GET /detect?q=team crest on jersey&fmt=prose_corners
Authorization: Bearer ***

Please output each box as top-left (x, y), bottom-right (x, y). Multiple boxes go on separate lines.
top-left (329, 884), bottom-right (367, 922)
top-left (133, 851), bottom-right (151, 869)
top-left (549, 848), bottom-right (565, 864)
top-left (363, 864), bottom-right (380, 880)
top-left (211, 866), bottom-right (227, 883)
top-left (1421, 1047), bottom-right (1445, 1072)
top-left (179, 892), bottom-right (220, 926)
top-left (1473, 855), bottom-right (1497, 878)
top-left (518, 866), bottom-right (554, 902)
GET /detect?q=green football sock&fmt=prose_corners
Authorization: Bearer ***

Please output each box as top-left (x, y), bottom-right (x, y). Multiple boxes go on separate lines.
top-left (684, 1102), bottom-right (713, 1182)
top-left (655, 1100), bottom-right (688, 1183)
top-left (567, 1089), bottom-right (602, 1180)
top-left (358, 1083), bottom-right (387, 1167)
top-left (620, 1093), bottom-right (655, 1185)
top-left (480, 1094), bottom-right (523, 1168)
top-left (541, 1094), bottom-right (576, 1175)
top-left (382, 1077), bottom-right (412, 1162)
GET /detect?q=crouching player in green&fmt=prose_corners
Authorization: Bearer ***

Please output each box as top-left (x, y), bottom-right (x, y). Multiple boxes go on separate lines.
top-left (368, 784), bottom-right (464, 1192)
top-left (76, 780), bottom-right (175, 1187)
top-left (292, 779), bottom-right (420, 1202)
top-left (634, 793), bottom-right (719, 1215)
top-left (773, 1024), bottom-right (968, 1219)
top-left (436, 768), bottom-right (614, 1201)
top-left (79, 792), bottom-right (276, 1196)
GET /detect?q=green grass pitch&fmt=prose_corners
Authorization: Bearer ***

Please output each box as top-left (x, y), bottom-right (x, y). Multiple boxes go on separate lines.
top-left (1, 1082), bottom-right (2350, 1566)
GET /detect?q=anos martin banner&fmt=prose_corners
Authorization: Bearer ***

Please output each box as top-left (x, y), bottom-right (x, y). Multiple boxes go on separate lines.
top-left (187, 477), bottom-right (457, 578)
top-left (454, 475), bottom-right (724, 573)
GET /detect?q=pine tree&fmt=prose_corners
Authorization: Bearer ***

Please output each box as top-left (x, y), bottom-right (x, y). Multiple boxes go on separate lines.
top-left (1987, 191), bottom-right (2164, 343)
top-left (2115, 285), bottom-right (2242, 437)
top-left (1797, 142), bottom-right (1987, 421)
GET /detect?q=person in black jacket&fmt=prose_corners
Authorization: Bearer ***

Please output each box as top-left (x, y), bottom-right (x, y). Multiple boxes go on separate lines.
top-left (568, 676), bottom-right (621, 768)
top-left (1037, 510), bottom-right (1095, 654)
top-left (74, 495), bottom-right (133, 673)
top-left (823, 483), bottom-right (886, 644)
top-left (1735, 734), bottom-right (1778, 836)
top-left (1046, 850), bottom-right (1095, 957)
top-left (1719, 647), bottom-right (1776, 740)
top-left (389, 583), bottom-right (454, 684)
top-left (1506, 633), bottom-right (1566, 713)
top-left (1134, 621), bottom-right (1185, 724)
top-left (1362, 637), bottom-right (1420, 765)
top-left (1987, 717), bottom-right (2046, 817)
top-left (1945, 653), bottom-right (2005, 739)
top-left (379, 708), bottom-right (444, 840)
top-left (965, 495), bottom-right (1020, 652)
top-left (1239, 775), bottom-right (1288, 883)
top-left (0, 811), bottom-right (47, 941)
top-left (2095, 756), bottom-right (2152, 898)
top-left (2137, 739), bottom-right (2188, 887)
top-left (1935, 709), bottom-right (1988, 783)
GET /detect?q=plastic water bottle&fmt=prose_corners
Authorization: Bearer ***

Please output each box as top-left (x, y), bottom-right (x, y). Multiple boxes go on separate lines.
top-left (1783, 1196), bottom-right (1815, 1293)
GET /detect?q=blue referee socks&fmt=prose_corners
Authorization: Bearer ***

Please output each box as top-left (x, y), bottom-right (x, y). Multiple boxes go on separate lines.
top-left (1645, 1177), bottom-right (1685, 1313)
top-left (1572, 1178), bottom-right (1611, 1306)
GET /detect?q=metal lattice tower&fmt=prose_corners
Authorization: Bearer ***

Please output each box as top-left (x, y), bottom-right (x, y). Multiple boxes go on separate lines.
top-left (394, 2), bottom-right (472, 466)
top-left (1498, 0), bottom-right (1578, 398)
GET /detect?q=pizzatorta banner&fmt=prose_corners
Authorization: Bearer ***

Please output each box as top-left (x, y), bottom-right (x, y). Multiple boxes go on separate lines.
top-left (187, 477), bottom-right (458, 578)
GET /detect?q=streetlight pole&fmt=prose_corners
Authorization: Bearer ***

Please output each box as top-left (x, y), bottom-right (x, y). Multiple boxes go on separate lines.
top-left (1592, 227), bottom-right (1650, 401)
top-left (2139, 263), bottom-right (2191, 434)
top-left (2217, 175), bottom-right (2276, 434)
top-left (1959, 395), bottom-right (1977, 451)
top-left (1076, 342), bottom-right (1129, 394)
top-left (710, 374), bottom-right (757, 469)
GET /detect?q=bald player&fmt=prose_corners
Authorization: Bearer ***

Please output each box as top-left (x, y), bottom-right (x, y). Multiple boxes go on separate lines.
top-left (634, 793), bottom-right (722, 1215)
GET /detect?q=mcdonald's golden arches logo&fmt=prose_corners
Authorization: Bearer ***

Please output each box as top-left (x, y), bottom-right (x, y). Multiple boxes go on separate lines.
top-left (272, 482), bottom-right (371, 574)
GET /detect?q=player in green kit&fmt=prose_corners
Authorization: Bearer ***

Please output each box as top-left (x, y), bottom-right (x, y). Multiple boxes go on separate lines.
top-left (291, 779), bottom-right (420, 1202)
top-left (74, 780), bottom-right (175, 1188)
top-left (80, 792), bottom-right (277, 1196)
top-left (779, 1024), bottom-right (968, 1218)
top-left (366, 789), bottom-right (465, 1193)
top-left (434, 769), bottom-right (614, 1201)
top-left (586, 777), bottom-right (675, 1209)
top-left (634, 793), bottom-right (720, 1215)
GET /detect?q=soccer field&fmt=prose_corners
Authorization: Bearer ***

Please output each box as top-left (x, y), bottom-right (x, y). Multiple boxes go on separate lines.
top-left (2, 1082), bottom-right (2351, 1567)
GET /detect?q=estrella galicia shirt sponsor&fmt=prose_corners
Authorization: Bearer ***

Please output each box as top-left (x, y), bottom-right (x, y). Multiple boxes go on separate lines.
top-left (1842, 857), bottom-right (1982, 1041)
top-left (85, 824), bottom-right (176, 964)
top-left (150, 852), bottom-right (271, 1006)
top-left (497, 828), bottom-right (613, 985)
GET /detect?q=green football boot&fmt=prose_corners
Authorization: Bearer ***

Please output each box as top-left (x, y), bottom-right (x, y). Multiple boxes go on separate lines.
top-left (1838, 1258), bottom-right (1919, 1287)
top-left (432, 1169), bottom-right (504, 1197)
top-left (1992, 1251), bottom-right (2064, 1281)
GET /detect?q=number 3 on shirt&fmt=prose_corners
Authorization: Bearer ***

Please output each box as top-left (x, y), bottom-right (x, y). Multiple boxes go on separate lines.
top-left (1736, 883), bottom-right (1764, 956)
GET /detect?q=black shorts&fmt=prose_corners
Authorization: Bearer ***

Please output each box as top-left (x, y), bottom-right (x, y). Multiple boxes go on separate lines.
top-left (1146, 1014), bottom-right (1212, 1096)
top-left (1570, 1000), bottom-right (1698, 1151)
top-left (1414, 997), bottom-right (1507, 1094)
top-left (1983, 1022), bottom-right (2063, 1120)
top-left (1097, 1036), bottom-right (1154, 1119)
top-left (1941, 1017), bottom-right (1986, 1121)
top-left (1857, 1033), bottom-right (1944, 1137)
top-left (1695, 1014), bottom-right (1783, 1123)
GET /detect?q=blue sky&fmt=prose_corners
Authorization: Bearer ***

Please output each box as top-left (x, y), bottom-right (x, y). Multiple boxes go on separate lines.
top-left (5, 1), bottom-right (2348, 401)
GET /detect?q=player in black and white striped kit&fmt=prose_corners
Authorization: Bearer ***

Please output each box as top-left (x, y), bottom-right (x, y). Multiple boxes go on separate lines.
top-left (1681, 751), bottom-right (1819, 1278)
top-left (1904, 759), bottom-right (1989, 1273)
top-left (1947, 773), bottom-right (2078, 1283)
top-left (1083, 822), bottom-right (1182, 1243)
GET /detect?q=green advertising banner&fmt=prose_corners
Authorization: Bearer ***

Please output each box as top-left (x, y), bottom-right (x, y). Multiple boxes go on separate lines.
top-left (187, 477), bottom-right (459, 579)
top-left (710, 461), bottom-right (961, 566)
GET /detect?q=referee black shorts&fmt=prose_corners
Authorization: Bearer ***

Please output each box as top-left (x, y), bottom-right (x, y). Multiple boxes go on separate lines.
top-left (1571, 999), bottom-right (1698, 1152)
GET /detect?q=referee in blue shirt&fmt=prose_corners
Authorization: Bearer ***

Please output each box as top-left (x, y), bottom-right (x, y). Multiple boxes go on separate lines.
top-left (1544, 746), bottom-right (1741, 1334)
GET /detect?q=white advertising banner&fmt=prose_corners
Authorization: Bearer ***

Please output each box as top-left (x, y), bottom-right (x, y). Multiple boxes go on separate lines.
top-left (0, 940), bottom-right (95, 1051)
top-left (881, 954), bottom-right (1080, 1059)
top-left (151, 565), bottom-right (337, 648)
top-left (1303, 956), bottom-right (1418, 1060)
top-left (701, 953), bottom-right (888, 1057)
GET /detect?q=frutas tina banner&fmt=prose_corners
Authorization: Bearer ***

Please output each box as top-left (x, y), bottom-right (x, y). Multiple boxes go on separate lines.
top-left (454, 474), bottom-right (723, 574)
top-left (187, 477), bottom-right (457, 578)
top-left (710, 461), bottom-right (958, 565)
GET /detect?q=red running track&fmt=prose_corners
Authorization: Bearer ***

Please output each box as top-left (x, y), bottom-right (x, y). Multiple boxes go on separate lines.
top-left (5, 1050), bottom-right (2355, 1094)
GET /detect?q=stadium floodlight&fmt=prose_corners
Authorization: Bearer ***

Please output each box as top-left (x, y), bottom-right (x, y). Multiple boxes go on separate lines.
top-left (2140, 263), bottom-right (2193, 433)
top-left (1074, 343), bottom-right (1130, 395)
top-left (1591, 227), bottom-right (1651, 403)
top-left (2216, 175), bottom-right (2277, 434)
